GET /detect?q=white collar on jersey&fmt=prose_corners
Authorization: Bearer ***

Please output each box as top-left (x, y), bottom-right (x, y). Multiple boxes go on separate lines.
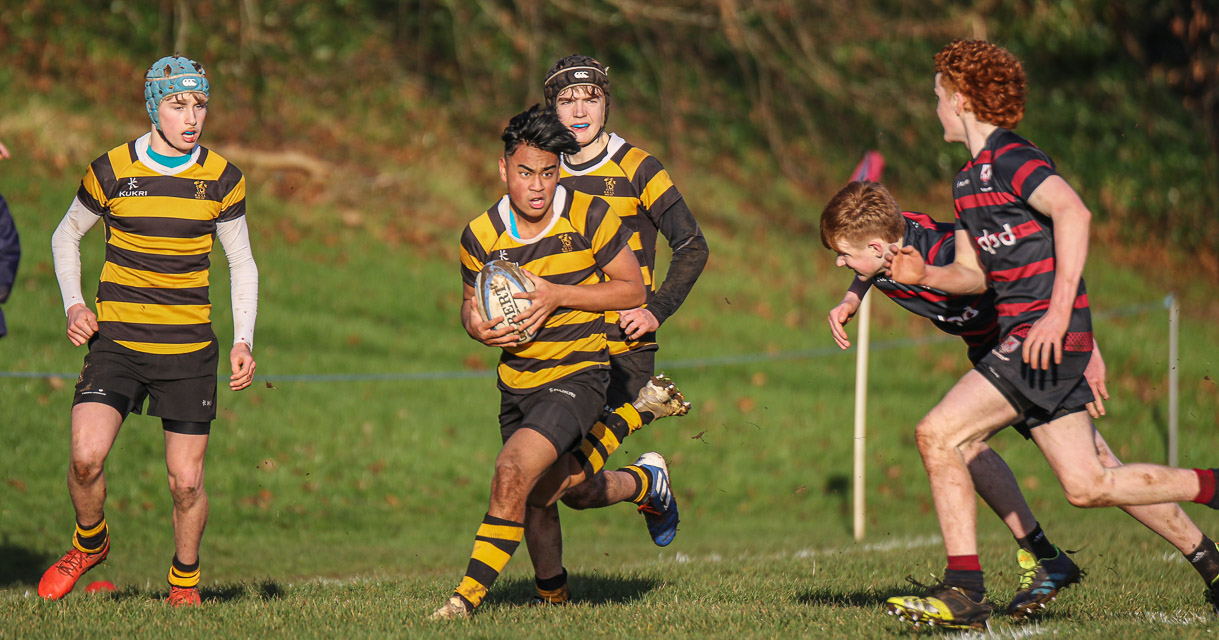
top-left (133, 132), bottom-right (202, 176)
top-left (497, 184), bottom-right (568, 245)
top-left (561, 132), bottom-right (627, 176)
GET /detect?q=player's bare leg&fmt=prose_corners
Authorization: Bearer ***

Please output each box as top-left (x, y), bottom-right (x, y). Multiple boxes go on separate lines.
top-left (917, 371), bottom-right (1021, 557)
top-left (67, 404), bottom-right (124, 526)
top-left (433, 428), bottom-right (560, 619)
top-left (39, 403), bottom-right (123, 600)
top-left (1033, 413), bottom-right (1204, 507)
top-left (886, 371), bottom-right (1018, 628)
top-left (521, 375), bottom-right (691, 601)
top-left (164, 431), bottom-right (209, 605)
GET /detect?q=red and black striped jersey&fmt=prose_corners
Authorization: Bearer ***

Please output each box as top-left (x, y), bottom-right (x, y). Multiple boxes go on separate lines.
top-left (871, 212), bottom-right (999, 363)
top-left (951, 128), bottom-right (1092, 352)
top-left (460, 186), bottom-right (630, 392)
top-left (560, 133), bottom-right (684, 355)
top-left (77, 135), bottom-right (246, 355)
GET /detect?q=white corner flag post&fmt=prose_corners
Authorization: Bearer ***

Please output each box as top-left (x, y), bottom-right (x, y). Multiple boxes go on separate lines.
top-left (853, 288), bottom-right (872, 542)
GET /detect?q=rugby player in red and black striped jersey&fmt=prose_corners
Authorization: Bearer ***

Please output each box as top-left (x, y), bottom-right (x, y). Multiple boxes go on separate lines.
top-left (41, 55), bottom-right (258, 607)
top-left (882, 40), bottom-right (1219, 629)
top-left (514, 55), bottom-right (709, 605)
top-left (432, 105), bottom-right (650, 619)
top-left (824, 180), bottom-right (1219, 622)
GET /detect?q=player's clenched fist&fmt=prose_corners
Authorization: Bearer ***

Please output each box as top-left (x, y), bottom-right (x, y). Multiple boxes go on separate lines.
top-left (885, 243), bottom-right (927, 285)
top-left (65, 303), bottom-right (98, 346)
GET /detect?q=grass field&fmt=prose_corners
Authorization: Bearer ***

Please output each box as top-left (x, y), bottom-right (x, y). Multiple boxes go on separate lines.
top-left (3, 125), bottom-right (1219, 638)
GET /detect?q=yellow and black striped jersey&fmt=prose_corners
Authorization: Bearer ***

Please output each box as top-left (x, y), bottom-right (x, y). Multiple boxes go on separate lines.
top-left (560, 133), bottom-right (683, 355)
top-left (460, 186), bottom-right (629, 392)
top-left (76, 134), bottom-right (246, 355)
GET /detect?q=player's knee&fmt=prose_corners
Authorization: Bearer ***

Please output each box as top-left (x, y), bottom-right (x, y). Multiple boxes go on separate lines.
top-left (1060, 475), bottom-right (1110, 508)
top-left (167, 470), bottom-right (204, 506)
top-left (490, 460), bottom-right (530, 504)
top-left (960, 440), bottom-right (991, 464)
top-left (68, 458), bottom-right (103, 486)
top-left (560, 484), bottom-right (595, 510)
top-left (914, 420), bottom-right (951, 454)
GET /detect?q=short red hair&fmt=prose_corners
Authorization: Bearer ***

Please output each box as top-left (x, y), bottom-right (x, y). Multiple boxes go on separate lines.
top-left (820, 181), bottom-right (905, 251)
top-left (935, 40), bottom-right (1026, 129)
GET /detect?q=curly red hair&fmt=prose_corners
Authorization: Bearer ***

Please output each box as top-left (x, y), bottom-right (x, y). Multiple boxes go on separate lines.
top-left (934, 40), bottom-right (1026, 129)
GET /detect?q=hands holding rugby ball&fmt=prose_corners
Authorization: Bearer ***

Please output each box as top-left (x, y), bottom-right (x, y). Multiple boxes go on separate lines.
top-left (469, 260), bottom-right (555, 346)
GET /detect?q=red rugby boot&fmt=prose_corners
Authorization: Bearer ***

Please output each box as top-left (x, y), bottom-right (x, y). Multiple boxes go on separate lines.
top-left (166, 586), bottom-right (202, 607)
top-left (38, 538), bottom-right (110, 600)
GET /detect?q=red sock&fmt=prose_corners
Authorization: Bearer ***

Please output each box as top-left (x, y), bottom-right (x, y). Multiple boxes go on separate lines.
top-left (1194, 468), bottom-right (1216, 504)
top-left (946, 554), bottom-right (982, 572)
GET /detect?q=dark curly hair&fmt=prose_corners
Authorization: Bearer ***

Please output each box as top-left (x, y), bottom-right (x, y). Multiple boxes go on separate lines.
top-left (502, 104), bottom-right (580, 157)
top-left (934, 40), bottom-right (1027, 129)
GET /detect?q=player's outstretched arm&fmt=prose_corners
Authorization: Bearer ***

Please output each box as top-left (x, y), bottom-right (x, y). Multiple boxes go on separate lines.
top-left (828, 278), bottom-right (870, 350)
top-left (886, 229), bottom-right (987, 295)
top-left (460, 285), bottom-right (522, 348)
top-left (1022, 175), bottom-right (1091, 370)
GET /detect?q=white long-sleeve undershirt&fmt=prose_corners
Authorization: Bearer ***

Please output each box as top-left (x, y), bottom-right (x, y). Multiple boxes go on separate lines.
top-left (50, 196), bottom-right (259, 349)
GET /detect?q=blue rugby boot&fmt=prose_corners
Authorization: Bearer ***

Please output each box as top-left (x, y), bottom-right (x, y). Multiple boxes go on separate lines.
top-left (634, 452), bottom-right (679, 546)
top-left (1006, 547), bottom-right (1083, 620)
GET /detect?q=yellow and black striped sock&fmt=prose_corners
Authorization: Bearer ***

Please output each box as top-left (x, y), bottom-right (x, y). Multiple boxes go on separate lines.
top-left (620, 465), bottom-right (652, 505)
top-left (168, 555), bottom-right (200, 589)
top-left (73, 518), bottom-right (108, 554)
top-left (535, 568), bottom-right (570, 604)
top-left (571, 404), bottom-right (645, 476)
top-left (453, 514), bottom-right (524, 611)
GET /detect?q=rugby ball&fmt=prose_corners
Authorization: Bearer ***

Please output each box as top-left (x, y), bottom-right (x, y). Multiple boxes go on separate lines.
top-left (474, 260), bottom-right (537, 344)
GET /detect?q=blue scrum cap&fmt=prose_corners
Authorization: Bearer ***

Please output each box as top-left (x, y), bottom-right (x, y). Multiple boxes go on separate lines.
top-left (144, 55), bottom-right (209, 128)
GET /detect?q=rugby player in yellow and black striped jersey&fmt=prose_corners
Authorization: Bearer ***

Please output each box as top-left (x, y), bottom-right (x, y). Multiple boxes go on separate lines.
top-left (41, 55), bottom-right (258, 608)
top-left (432, 105), bottom-right (647, 619)
top-left (515, 54), bottom-right (710, 605)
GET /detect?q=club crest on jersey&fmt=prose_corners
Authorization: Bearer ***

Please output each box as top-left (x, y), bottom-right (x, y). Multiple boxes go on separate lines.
top-left (560, 233), bottom-right (573, 253)
top-left (194, 180), bottom-right (207, 200)
top-left (603, 177), bottom-right (616, 196)
top-left (119, 177), bottom-right (148, 197)
top-left (979, 163), bottom-right (994, 192)
top-left (976, 224), bottom-right (1017, 254)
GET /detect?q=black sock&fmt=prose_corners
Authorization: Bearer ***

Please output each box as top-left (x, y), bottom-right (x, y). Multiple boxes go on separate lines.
top-left (1015, 523), bottom-right (1058, 561)
top-left (943, 569), bottom-right (985, 602)
top-left (1187, 536), bottom-right (1219, 585)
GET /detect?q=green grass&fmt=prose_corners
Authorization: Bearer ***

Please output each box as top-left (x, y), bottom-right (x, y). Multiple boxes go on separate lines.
top-left (4, 72), bottom-right (1219, 640)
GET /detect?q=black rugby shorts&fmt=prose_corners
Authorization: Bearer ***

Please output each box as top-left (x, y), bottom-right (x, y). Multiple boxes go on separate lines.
top-left (974, 332), bottom-right (1094, 432)
top-left (499, 369), bottom-right (609, 455)
top-left (74, 335), bottom-right (219, 426)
